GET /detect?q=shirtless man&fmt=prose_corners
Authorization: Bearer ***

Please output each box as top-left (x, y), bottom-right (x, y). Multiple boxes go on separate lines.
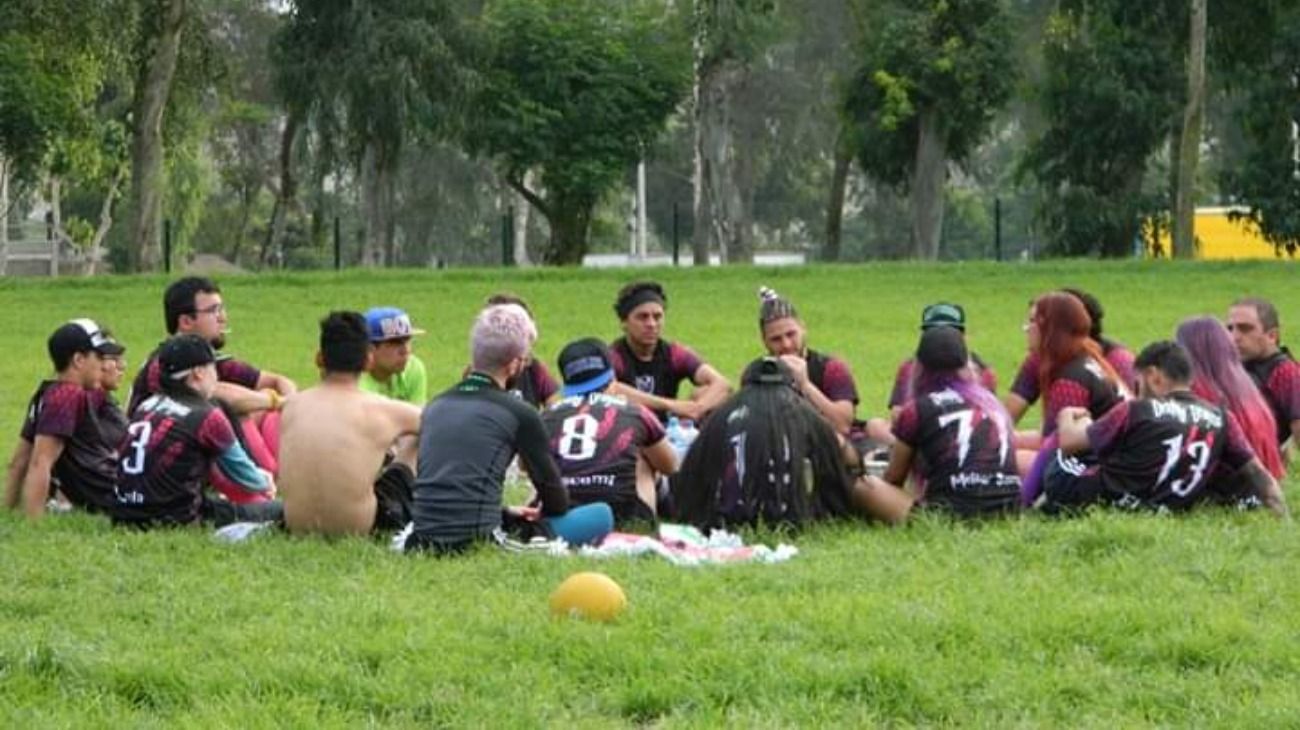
top-left (277, 311), bottom-right (421, 536)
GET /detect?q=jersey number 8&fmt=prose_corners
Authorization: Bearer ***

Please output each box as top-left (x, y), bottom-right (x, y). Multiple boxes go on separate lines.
top-left (558, 414), bottom-right (599, 461)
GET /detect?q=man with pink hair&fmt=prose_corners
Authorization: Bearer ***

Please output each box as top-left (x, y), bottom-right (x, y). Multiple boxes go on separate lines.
top-left (1228, 297), bottom-right (1300, 452)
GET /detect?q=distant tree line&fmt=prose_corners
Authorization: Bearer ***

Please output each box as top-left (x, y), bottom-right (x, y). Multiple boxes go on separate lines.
top-left (1, 0), bottom-right (1297, 270)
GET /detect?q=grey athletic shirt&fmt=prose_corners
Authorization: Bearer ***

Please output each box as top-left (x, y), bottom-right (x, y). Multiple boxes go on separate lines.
top-left (411, 372), bottom-right (569, 545)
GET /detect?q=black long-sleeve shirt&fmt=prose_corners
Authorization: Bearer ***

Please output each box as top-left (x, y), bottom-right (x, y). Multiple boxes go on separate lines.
top-left (411, 372), bottom-right (568, 545)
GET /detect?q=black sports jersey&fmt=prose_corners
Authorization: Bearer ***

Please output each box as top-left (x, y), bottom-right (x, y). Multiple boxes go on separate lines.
top-left (1243, 347), bottom-right (1300, 444)
top-left (608, 339), bottom-right (703, 422)
top-left (542, 393), bottom-right (665, 520)
top-left (111, 390), bottom-right (240, 525)
top-left (893, 387), bottom-right (1020, 516)
top-left (410, 372), bottom-right (568, 547)
top-left (1041, 355), bottom-right (1125, 436)
top-left (1086, 391), bottom-right (1256, 510)
top-left (19, 381), bottom-right (119, 511)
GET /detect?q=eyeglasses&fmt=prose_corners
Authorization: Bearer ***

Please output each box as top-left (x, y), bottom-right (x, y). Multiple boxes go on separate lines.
top-left (193, 303), bottom-right (226, 317)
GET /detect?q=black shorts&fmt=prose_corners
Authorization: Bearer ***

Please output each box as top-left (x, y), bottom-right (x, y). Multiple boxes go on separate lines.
top-left (1040, 449), bottom-right (1103, 512)
top-left (373, 462), bottom-right (414, 533)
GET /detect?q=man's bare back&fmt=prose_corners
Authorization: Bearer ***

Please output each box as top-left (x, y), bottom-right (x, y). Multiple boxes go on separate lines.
top-left (278, 379), bottom-right (420, 535)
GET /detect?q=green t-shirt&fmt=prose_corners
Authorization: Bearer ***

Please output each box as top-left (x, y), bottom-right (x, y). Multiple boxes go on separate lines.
top-left (359, 355), bottom-right (429, 405)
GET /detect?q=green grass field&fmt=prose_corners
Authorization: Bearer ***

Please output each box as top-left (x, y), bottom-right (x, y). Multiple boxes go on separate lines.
top-left (2, 262), bottom-right (1298, 726)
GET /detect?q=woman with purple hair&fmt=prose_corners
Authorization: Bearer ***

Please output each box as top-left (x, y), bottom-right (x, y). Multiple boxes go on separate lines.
top-left (1175, 317), bottom-right (1285, 479)
top-left (859, 327), bottom-right (1021, 517)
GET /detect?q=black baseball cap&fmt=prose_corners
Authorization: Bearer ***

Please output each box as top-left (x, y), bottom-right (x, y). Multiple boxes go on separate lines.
top-left (557, 338), bottom-right (615, 397)
top-left (48, 318), bottom-right (126, 365)
top-left (920, 302), bottom-right (966, 331)
top-left (159, 334), bottom-right (217, 378)
top-left (916, 327), bottom-right (968, 371)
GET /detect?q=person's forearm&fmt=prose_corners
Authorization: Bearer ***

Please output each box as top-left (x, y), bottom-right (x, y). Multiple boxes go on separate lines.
top-left (1056, 422), bottom-right (1091, 455)
top-left (258, 372), bottom-right (298, 396)
top-left (691, 379), bottom-right (730, 414)
top-left (4, 442), bottom-right (32, 510)
top-left (21, 469), bottom-right (50, 519)
top-left (214, 383), bottom-right (277, 414)
top-left (801, 384), bottom-right (853, 435)
top-left (1004, 394), bottom-right (1029, 425)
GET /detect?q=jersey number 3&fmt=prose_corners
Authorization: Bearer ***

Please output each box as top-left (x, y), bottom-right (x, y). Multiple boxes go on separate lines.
top-left (121, 421), bottom-right (153, 475)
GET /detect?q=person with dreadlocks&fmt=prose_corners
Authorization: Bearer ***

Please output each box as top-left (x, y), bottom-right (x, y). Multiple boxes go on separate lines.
top-left (672, 357), bottom-right (911, 528)
top-left (861, 327), bottom-right (1021, 518)
top-left (1175, 316), bottom-right (1286, 486)
top-left (608, 281), bottom-right (730, 423)
top-left (756, 286), bottom-right (859, 435)
top-left (1006, 287), bottom-right (1136, 427)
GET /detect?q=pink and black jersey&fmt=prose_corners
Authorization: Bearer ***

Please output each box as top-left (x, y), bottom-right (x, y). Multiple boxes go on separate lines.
top-left (1038, 355), bottom-right (1125, 437)
top-left (1011, 342), bottom-right (1135, 408)
top-left (1085, 391), bottom-right (1257, 509)
top-left (128, 347), bottom-right (261, 415)
top-left (888, 354), bottom-right (997, 409)
top-left (111, 391), bottom-right (241, 525)
top-left (19, 381), bottom-right (120, 511)
top-left (893, 388), bottom-right (1020, 516)
top-left (1243, 348), bottom-right (1300, 444)
top-left (805, 350), bottom-right (859, 406)
top-left (542, 393), bottom-right (665, 523)
top-left (608, 338), bottom-right (703, 421)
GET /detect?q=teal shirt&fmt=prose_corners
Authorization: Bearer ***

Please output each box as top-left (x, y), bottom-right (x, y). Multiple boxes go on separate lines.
top-left (359, 355), bottom-right (429, 405)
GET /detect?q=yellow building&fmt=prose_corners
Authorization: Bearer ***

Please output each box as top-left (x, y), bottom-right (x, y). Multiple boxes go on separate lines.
top-left (1145, 206), bottom-right (1296, 259)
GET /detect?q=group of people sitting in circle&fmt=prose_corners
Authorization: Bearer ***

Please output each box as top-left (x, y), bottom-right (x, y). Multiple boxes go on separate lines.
top-left (5, 276), bottom-right (1295, 554)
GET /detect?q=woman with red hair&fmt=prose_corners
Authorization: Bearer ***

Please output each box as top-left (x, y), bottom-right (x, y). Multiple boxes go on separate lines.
top-left (1018, 292), bottom-right (1129, 504)
top-left (1175, 316), bottom-right (1285, 480)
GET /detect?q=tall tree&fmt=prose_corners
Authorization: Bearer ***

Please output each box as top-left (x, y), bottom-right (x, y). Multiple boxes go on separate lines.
top-left (1023, 0), bottom-right (1185, 257)
top-left (126, 0), bottom-right (188, 272)
top-left (1218, 2), bottom-right (1300, 257)
top-left (843, 0), bottom-right (1014, 259)
top-left (273, 0), bottom-right (474, 267)
top-left (1172, 0), bottom-right (1207, 258)
top-left (466, 0), bottom-right (689, 265)
top-left (691, 0), bottom-right (776, 264)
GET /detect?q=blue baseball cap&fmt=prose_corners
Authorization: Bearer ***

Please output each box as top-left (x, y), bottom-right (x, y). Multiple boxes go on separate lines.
top-left (558, 338), bottom-right (615, 397)
top-left (364, 307), bottom-right (426, 343)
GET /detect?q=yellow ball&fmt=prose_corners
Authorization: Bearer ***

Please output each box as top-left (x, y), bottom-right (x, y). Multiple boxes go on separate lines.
top-left (549, 571), bottom-right (627, 622)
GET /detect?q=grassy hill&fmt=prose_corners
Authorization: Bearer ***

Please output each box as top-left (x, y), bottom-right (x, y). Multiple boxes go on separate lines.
top-left (1, 261), bottom-right (1297, 726)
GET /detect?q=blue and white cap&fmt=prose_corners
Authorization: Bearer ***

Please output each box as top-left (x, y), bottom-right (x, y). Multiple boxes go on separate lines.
top-left (557, 338), bottom-right (615, 397)
top-left (364, 307), bottom-right (426, 343)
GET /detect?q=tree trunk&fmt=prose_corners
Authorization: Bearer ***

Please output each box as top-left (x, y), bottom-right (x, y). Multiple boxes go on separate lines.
top-left (359, 142), bottom-right (394, 267)
top-left (910, 107), bottom-right (947, 259)
top-left (127, 0), bottom-right (188, 272)
top-left (824, 130), bottom-right (852, 262)
top-left (544, 198), bottom-right (592, 266)
top-left (86, 166), bottom-right (127, 276)
top-left (694, 59), bottom-right (751, 265)
top-left (512, 170), bottom-right (533, 266)
top-left (264, 109), bottom-right (301, 270)
top-left (0, 154), bottom-right (8, 275)
top-left (1173, 0), bottom-right (1207, 259)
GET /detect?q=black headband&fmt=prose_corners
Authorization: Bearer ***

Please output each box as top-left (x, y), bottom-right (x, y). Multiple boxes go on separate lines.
top-left (615, 287), bottom-right (665, 319)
